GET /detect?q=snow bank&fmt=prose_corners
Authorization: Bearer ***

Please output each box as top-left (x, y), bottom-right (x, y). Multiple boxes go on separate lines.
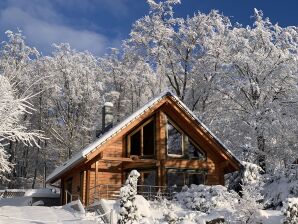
top-left (258, 210), bottom-right (283, 224)
top-left (0, 205), bottom-right (99, 224)
top-left (99, 195), bottom-right (151, 218)
top-left (135, 195), bottom-right (151, 217)
top-left (0, 197), bottom-right (32, 207)
top-left (62, 199), bottom-right (85, 214)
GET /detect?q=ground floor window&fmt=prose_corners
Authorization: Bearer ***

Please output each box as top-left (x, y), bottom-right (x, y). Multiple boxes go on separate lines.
top-left (166, 169), bottom-right (206, 187)
top-left (139, 169), bottom-right (156, 186)
top-left (125, 169), bottom-right (157, 199)
top-left (125, 169), bottom-right (157, 186)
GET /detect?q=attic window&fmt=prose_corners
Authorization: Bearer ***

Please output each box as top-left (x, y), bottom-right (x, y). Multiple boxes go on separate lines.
top-left (187, 140), bottom-right (206, 160)
top-left (167, 117), bottom-right (206, 160)
top-left (167, 121), bottom-right (183, 156)
top-left (127, 118), bottom-right (155, 157)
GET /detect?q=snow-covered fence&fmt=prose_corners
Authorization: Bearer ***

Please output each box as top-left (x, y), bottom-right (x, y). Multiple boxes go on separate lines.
top-left (0, 189), bottom-right (26, 198)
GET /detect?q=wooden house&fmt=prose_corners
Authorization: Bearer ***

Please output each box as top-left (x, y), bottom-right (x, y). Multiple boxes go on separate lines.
top-left (46, 92), bottom-right (242, 205)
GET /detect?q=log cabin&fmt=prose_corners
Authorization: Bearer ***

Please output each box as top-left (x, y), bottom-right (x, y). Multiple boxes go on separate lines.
top-left (46, 91), bottom-right (243, 205)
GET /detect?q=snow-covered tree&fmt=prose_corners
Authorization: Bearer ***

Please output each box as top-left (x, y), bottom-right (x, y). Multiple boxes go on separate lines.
top-left (127, 1), bottom-right (298, 172)
top-left (0, 76), bottom-right (42, 181)
top-left (99, 47), bottom-right (159, 122)
top-left (43, 43), bottom-right (104, 160)
top-left (118, 170), bottom-right (141, 224)
top-left (211, 9), bottom-right (298, 171)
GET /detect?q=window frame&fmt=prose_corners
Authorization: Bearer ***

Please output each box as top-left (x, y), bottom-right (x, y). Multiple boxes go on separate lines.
top-left (127, 117), bottom-right (155, 158)
top-left (166, 117), bottom-right (206, 160)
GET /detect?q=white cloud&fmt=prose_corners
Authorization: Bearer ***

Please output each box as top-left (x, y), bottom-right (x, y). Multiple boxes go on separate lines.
top-left (0, 0), bottom-right (118, 55)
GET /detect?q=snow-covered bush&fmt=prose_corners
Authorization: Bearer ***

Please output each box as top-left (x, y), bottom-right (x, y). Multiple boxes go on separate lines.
top-left (228, 184), bottom-right (263, 224)
top-left (281, 198), bottom-right (298, 224)
top-left (227, 161), bottom-right (264, 193)
top-left (118, 170), bottom-right (141, 224)
top-left (163, 211), bottom-right (183, 224)
top-left (225, 162), bottom-right (264, 223)
top-left (263, 166), bottom-right (298, 209)
top-left (175, 185), bottom-right (239, 213)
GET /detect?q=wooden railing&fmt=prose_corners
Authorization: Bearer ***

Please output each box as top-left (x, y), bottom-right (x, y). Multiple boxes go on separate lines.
top-left (88, 184), bottom-right (178, 205)
top-left (65, 190), bottom-right (80, 204)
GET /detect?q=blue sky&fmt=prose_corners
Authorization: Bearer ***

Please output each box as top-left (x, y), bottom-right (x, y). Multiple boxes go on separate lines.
top-left (0, 0), bottom-right (297, 56)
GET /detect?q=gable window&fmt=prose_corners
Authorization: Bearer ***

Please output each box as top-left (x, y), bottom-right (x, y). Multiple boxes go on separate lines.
top-left (187, 140), bottom-right (206, 160)
top-left (127, 118), bottom-right (155, 157)
top-left (167, 121), bottom-right (183, 156)
top-left (167, 118), bottom-right (206, 160)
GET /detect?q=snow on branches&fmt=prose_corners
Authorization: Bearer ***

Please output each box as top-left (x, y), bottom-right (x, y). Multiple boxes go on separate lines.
top-left (0, 76), bottom-right (42, 181)
top-left (281, 198), bottom-right (298, 224)
top-left (118, 170), bottom-right (141, 224)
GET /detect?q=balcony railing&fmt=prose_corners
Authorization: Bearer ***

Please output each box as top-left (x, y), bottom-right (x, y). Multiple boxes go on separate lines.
top-left (88, 184), bottom-right (178, 205)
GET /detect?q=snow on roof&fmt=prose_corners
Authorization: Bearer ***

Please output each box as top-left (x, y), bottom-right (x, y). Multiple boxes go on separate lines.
top-left (46, 91), bottom-right (242, 183)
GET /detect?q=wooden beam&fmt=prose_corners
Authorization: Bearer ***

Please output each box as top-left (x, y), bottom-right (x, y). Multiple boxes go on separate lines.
top-left (101, 156), bottom-right (157, 163)
top-left (164, 160), bottom-right (211, 170)
top-left (123, 162), bottom-right (157, 170)
top-left (95, 161), bottom-right (98, 187)
top-left (85, 169), bottom-right (90, 206)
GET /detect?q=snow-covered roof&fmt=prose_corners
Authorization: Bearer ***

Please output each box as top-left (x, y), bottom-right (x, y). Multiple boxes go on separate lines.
top-left (46, 91), bottom-right (242, 183)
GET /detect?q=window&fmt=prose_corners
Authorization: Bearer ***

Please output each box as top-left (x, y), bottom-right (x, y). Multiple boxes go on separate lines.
top-left (127, 118), bottom-right (155, 157)
top-left (143, 120), bottom-right (155, 156)
top-left (130, 130), bottom-right (141, 156)
top-left (126, 169), bottom-right (156, 186)
top-left (187, 140), bottom-right (206, 160)
top-left (167, 117), bottom-right (206, 160)
top-left (166, 169), bottom-right (206, 187)
top-left (167, 171), bottom-right (185, 187)
top-left (188, 173), bottom-right (205, 185)
top-left (140, 170), bottom-right (156, 186)
top-left (167, 121), bottom-right (183, 156)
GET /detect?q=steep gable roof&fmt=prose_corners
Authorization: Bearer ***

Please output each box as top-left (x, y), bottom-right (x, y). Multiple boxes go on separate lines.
top-left (46, 91), bottom-right (242, 183)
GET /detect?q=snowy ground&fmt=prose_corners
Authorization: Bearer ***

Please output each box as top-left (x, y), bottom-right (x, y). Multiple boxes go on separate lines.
top-left (0, 206), bottom-right (98, 224)
top-left (0, 187), bottom-right (285, 224)
top-left (0, 195), bottom-right (100, 224)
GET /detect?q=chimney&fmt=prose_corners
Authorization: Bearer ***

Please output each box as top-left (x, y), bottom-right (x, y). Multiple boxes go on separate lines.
top-left (101, 102), bottom-right (114, 134)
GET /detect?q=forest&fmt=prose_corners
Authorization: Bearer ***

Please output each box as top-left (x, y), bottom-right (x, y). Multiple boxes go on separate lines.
top-left (0, 0), bottom-right (297, 193)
